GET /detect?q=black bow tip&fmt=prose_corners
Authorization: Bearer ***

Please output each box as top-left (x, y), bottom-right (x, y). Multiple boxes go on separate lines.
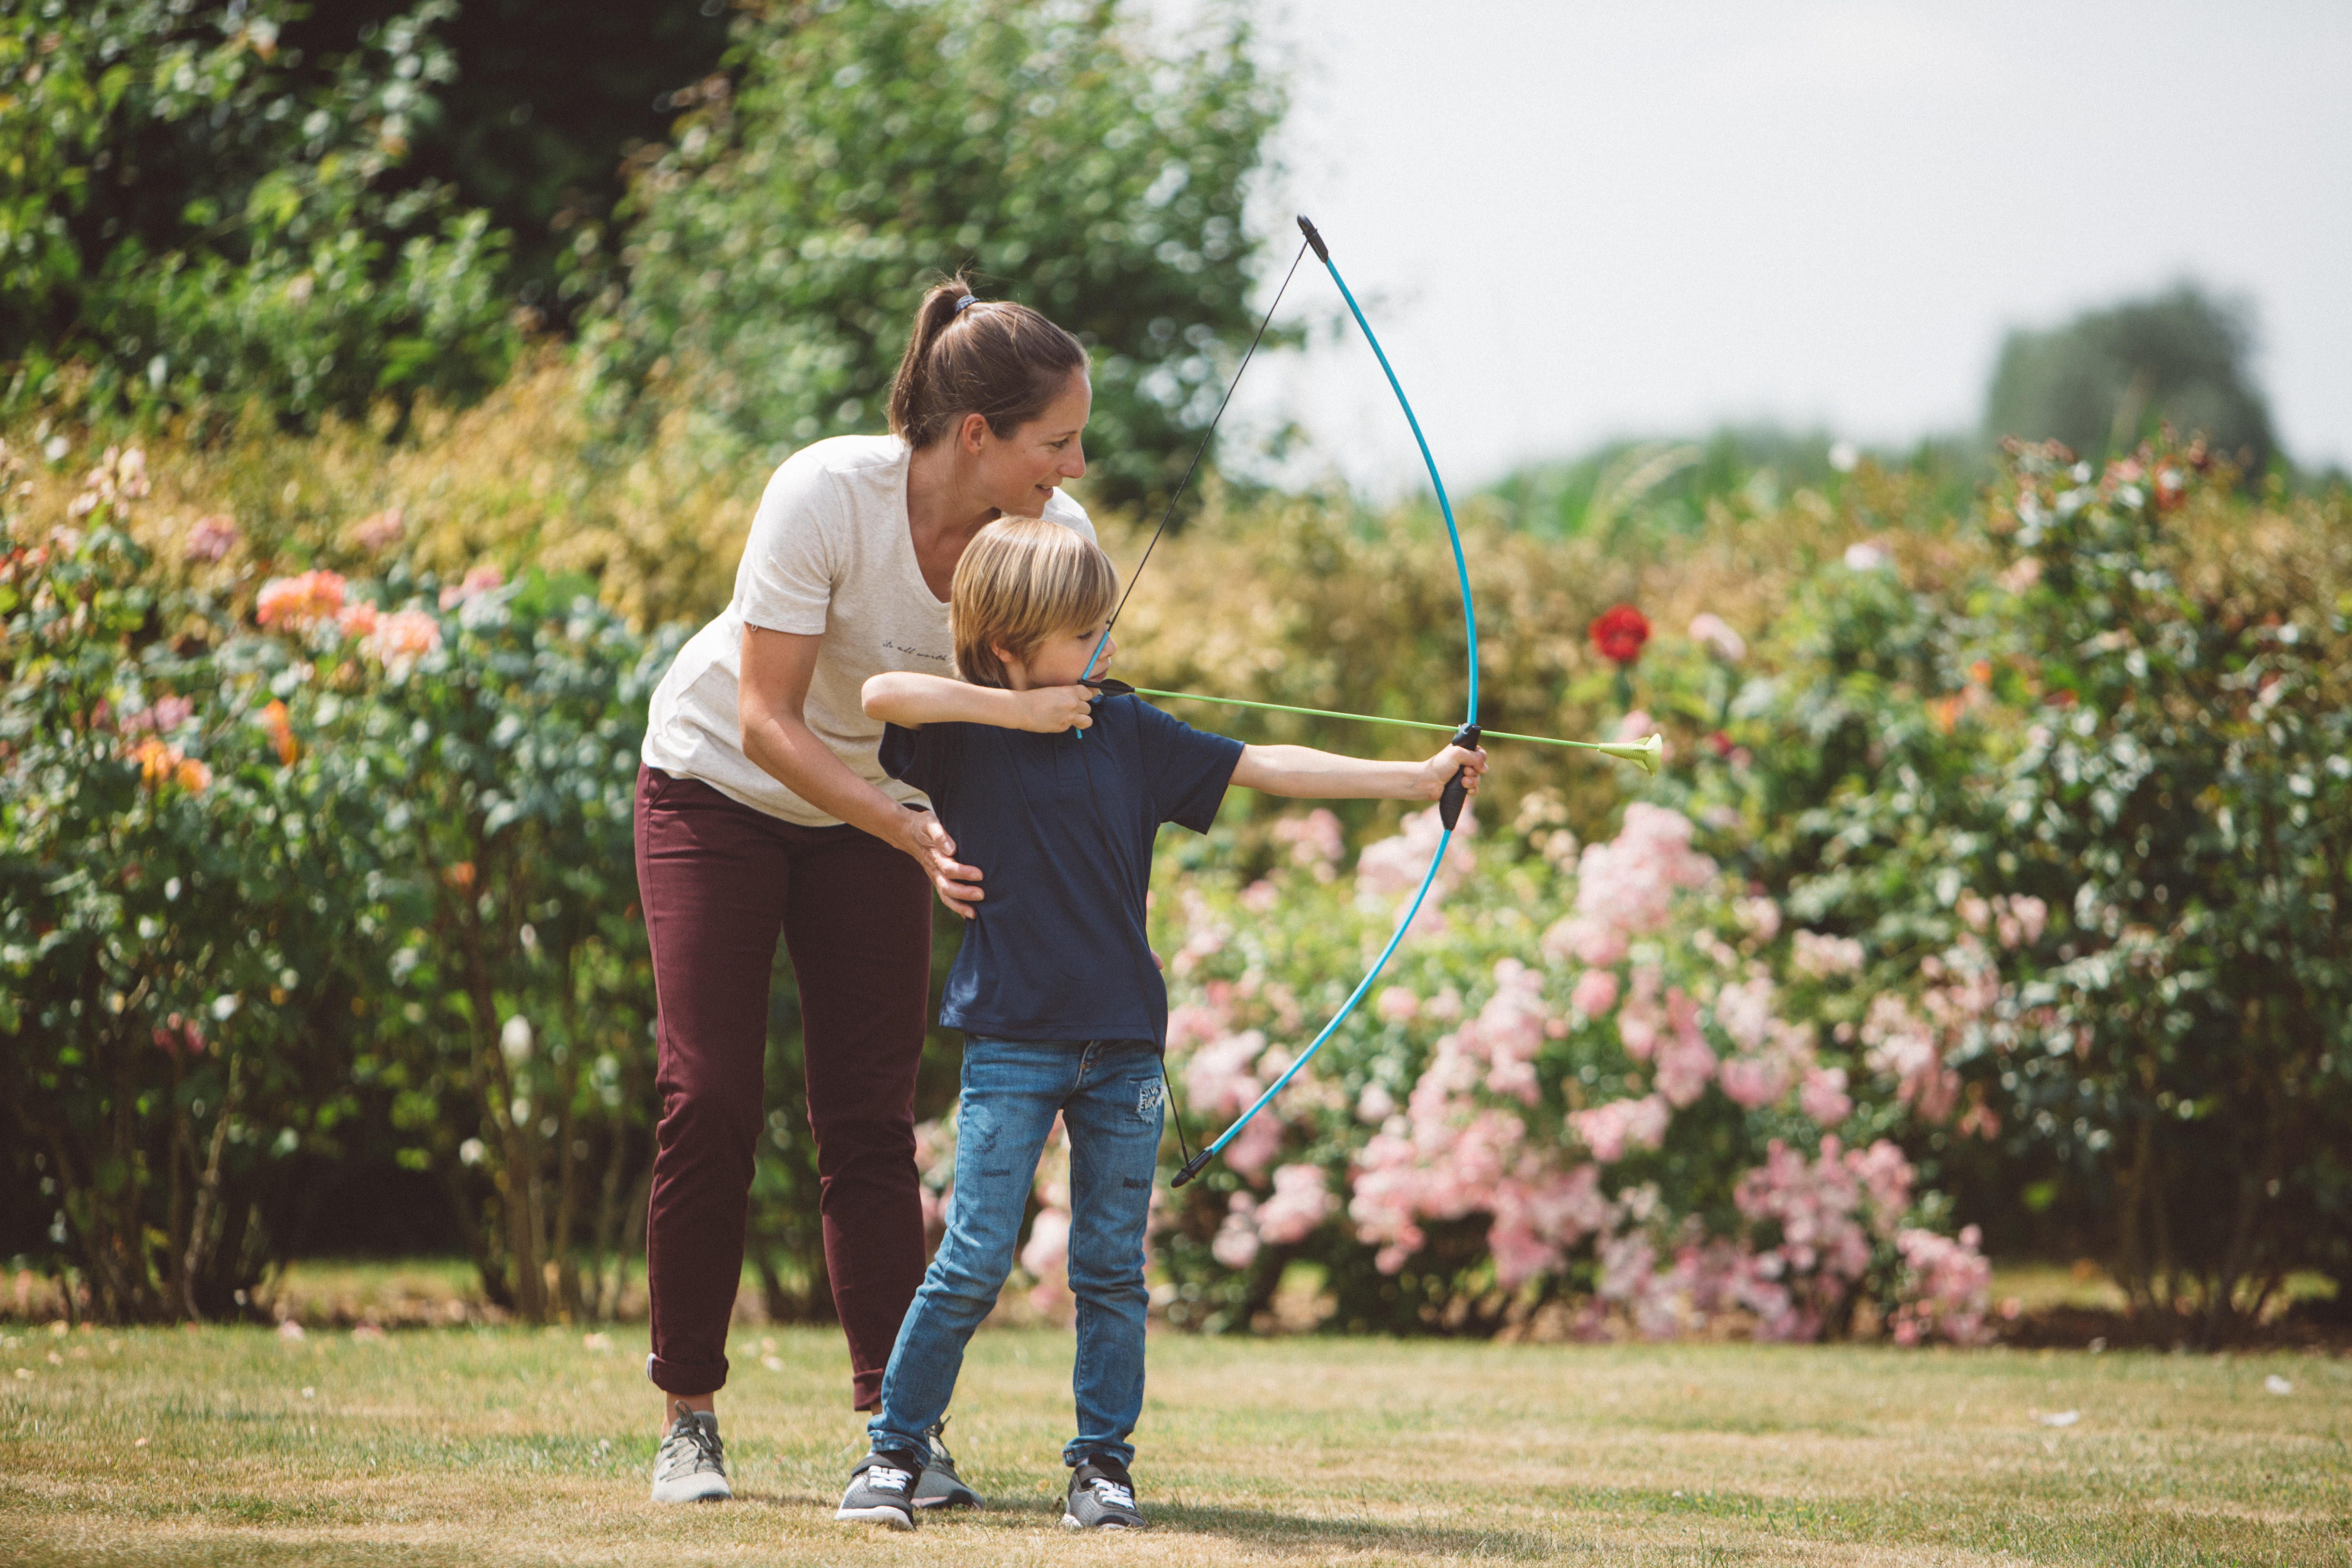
top-left (1296, 214), bottom-right (1329, 263)
top-left (1171, 1150), bottom-right (1214, 1189)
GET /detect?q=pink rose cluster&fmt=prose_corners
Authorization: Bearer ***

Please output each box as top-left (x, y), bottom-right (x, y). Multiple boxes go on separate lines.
top-left (1958, 892), bottom-right (2048, 950)
top-left (120, 695), bottom-right (196, 736)
top-left (1860, 922), bottom-right (2019, 1125)
top-left (1351, 960), bottom-right (1614, 1285)
top-left (1571, 965), bottom-right (1853, 1166)
top-left (185, 514), bottom-right (239, 564)
top-left (1354, 804), bottom-right (1477, 937)
top-left (255, 570), bottom-right (443, 675)
top-left (440, 563), bottom-right (505, 610)
top-left (1727, 1136), bottom-right (1912, 1341)
top-left (1212, 1163), bottom-right (1339, 1270)
top-left (1540, 803), bottom-right (1715, 969)
top-left (1561, 1132), bottom-right (1982, 1344)
top-left (1791, 929), bottom-right (1866, 979)
top-left (1889, 1225), bottom-right (1994, 1345)
top-left (1271, 807), bottom-right (1345, 883)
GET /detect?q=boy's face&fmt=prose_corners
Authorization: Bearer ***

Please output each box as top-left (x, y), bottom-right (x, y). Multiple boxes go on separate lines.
top-left (997, 617), bottom-right (1114, 691)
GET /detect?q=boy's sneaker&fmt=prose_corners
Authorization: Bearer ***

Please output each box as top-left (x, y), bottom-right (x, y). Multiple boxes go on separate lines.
top-left (1062, 1456), bottom-right (1146, 1530)
top-left (912, 1418), bottom-right (982, 1510)
top-left (649, 1401), bottom-right (731, 1503)
top-left (835, 1449), bottom-right (923, 1529)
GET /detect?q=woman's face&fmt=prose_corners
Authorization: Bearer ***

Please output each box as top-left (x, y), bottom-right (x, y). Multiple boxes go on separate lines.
top-left (969, 370), bottom-right (1090, 517)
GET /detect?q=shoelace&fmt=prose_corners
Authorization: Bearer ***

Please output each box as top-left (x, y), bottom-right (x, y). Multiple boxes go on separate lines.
top-left (664, 1404), bottom-right (725, 1477)
top-left (925, 1417), bottom-right (959, 1473)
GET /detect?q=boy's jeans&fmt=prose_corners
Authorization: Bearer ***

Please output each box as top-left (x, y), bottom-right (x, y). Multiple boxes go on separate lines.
top-left (869, 1037), bottom-right (1164, 1472)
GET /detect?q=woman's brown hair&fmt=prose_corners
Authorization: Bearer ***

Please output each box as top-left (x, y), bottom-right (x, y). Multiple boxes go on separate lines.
top-left (888, 275), bottom-right (1089, 450)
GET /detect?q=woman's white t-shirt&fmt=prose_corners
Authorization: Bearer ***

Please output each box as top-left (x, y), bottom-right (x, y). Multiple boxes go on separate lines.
top-left (641, 434), bottom-right (1098, 827)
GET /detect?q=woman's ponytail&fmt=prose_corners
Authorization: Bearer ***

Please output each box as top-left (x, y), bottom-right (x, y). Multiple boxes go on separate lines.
top-left (889, 274), bottom-right (1087, 450)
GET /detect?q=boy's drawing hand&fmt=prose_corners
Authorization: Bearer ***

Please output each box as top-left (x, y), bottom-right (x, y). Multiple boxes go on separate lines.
top-left (1013, 684), bottom-right (1096, 733)
top-left (1416, 743), bottom-right (1489, 801)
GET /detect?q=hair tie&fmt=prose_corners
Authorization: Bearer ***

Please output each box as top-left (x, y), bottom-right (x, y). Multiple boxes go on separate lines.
top-left (954, 294), bottom-right (981, 314)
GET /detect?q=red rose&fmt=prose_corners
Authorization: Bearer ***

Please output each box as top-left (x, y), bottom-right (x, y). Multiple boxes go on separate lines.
top-left (1589, 604), bottom-right (1650, 666)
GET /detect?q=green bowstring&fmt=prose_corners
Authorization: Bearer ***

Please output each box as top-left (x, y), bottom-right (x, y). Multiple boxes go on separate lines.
top-left (1127, 687), bottom-right (1662, 771)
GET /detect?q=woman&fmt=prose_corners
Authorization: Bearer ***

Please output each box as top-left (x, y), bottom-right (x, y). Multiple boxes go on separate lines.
top-left (632, 277), bottom-right (1095, 1503)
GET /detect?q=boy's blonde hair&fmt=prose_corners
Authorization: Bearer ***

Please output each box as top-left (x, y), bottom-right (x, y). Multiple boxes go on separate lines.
top-left (951, 517), bottom-right (1117, 688)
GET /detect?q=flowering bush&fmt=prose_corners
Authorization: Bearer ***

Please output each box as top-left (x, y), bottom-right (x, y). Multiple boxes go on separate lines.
top-left (0, 445), bottom-right (385, 1319)
top-left (1098, 794), bottom-right (1994, 1343)
top-left (236, 557), bottom-right (675, 1321)
top-left (1661, 434), bottom-right (2352, 1338)
top-left (1, 439), bottom-right (672, 1323)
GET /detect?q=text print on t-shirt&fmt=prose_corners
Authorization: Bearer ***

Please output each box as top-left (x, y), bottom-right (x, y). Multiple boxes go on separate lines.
top-left (884, 638), bottom-right (950, 664)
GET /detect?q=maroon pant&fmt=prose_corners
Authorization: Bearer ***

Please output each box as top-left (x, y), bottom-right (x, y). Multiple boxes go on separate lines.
top-left (634, 765), bottom-right (932, 1409)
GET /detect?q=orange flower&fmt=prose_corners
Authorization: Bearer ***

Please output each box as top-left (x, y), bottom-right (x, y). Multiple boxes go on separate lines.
top-left (261, 699), bottom-right (298, 766)
top-left (446, 862), bottom-right (477, 891)
top-left (131, 737), bottom-right (211, 793)
top-left (362, 608), bottom-right (442, 673)
top-left (132, 737), bottom-right (178, 784)
top-left (256, 569), bottom-right (349, 629)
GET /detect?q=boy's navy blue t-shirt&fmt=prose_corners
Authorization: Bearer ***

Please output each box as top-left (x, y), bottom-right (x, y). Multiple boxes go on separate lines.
top-left (880, 695), bottom-right (1241, 1049)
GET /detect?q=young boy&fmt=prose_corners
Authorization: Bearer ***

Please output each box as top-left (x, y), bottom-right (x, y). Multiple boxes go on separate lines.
top-left (838, 518), bottom-right (1485, 1530)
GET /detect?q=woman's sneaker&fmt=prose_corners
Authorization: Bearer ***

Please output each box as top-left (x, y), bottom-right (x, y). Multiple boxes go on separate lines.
top-left (912, 1419), bottom-right (982, 1510)
top-left (835, 1449), bottom-right (922, 1529)
top-left (648, 1401), bottom-right (731, 1503)
top-left (1062, 1457), bottom-right (1146, 1530)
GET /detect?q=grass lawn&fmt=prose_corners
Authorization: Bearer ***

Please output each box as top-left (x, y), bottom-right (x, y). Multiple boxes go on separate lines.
top-left (2, 1322), bottom-right (2345, 1566)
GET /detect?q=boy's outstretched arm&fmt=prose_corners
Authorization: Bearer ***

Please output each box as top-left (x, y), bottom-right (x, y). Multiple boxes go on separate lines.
top-left (861, 671), bottom-right (1096, 733)
top-left (1231, 742), bottom-right (1489, 802)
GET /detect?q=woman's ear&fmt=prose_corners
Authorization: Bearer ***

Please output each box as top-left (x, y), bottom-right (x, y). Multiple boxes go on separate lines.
top-left (958, 410), bottom-right (991, 457)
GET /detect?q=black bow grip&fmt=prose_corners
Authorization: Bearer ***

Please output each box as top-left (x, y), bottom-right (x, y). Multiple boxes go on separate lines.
top-left (1439, 723), bottom-right (1481, 831)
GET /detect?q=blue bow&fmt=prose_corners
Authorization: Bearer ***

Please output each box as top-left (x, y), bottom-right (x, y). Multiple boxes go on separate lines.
top-left (1170, 215), bottom-right (1481, 1187)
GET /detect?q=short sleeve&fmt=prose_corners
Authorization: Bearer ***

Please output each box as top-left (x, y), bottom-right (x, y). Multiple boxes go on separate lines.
top-left (1131, 701), bottom-right (1242, 834)
top-left (879, 720), bottom-right (963, 804)
top-left (735, 463), bottom-right (842, 636)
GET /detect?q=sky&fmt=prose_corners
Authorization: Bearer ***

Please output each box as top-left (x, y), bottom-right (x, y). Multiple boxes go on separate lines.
top-left (1195, 0), bottom-right (2352, 495)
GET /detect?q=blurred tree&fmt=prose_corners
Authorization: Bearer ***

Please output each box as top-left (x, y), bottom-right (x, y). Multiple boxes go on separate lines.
top-left (275, 0), bottom-right (735, 327)
top-left (0, 0), bottom-right (516, 425)
top-left (595, 0), bottom-right (1286, 506)
top-left (1982, 285), bottom-right (2278, 475)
